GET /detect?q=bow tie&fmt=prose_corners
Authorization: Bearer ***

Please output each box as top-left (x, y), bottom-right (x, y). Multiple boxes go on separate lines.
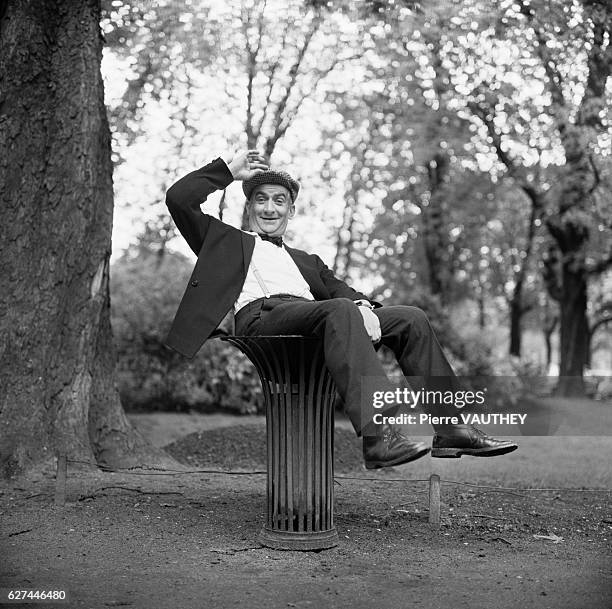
top-left (258, 233), bottom-right (284, 247)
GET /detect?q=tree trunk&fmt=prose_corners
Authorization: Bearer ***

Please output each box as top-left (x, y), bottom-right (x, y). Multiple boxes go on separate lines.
top-left (509, 297), bottom-right (522, 357)
top-left (476, 283), bottom-right (486, 329)
top-left (544, 330), bottom-right (553, 370)
top-left (332, 163), bottom-right (360, 280)
top-left (546, 123), bottom-right (593, 396)
top-left (422, 153), bottom-right (451, 304)
top-left (0, 1), bottom-right (175, 477)
top-left (332, 195), bottom-right (357, 281)
top-left (554, 261), bottom-right (588, 396)
top-left (508, 189), bottom-right (540, 358)
top-left (542, 304), bottom-right (558, 371)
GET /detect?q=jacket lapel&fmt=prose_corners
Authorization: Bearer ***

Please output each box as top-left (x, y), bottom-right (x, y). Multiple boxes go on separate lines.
top-left (285, 246), bottom-right (329, 299)
top-left (241, 231), bottom-right (256, 273)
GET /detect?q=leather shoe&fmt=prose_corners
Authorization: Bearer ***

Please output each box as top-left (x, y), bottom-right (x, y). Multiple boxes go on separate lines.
top-left (363, 424), bottom-right (430, 469)
top-left (432, 426), bottom-right (518, 458)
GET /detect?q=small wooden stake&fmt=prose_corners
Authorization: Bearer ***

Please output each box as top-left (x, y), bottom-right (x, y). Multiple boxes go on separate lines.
top-left (54, 454), bottom-right (67, 507)
top-left (428, 474), bottom-right (440, 527)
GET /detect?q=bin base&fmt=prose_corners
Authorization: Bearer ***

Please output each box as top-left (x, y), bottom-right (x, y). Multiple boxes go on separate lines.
top-left (258, 526), bottom-right (339, 551)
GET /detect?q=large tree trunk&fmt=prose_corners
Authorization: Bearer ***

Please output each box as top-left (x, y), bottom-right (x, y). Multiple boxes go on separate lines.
top-left (508, 190), bottom-right (540, 358)
top-left (546, 124), bottom-right (594, 396)
top-left (555, 261), bottom-right (589, 396)
top-left (0, 1), bottom-right (175, 477)
top-left (521, 1), bottom-right (611, 396)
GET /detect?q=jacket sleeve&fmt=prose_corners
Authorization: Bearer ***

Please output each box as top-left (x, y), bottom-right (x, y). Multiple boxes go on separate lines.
top-left (313, 255), bottom-right (382, 307)
top-left (166, 157), bottom-right (235, 255)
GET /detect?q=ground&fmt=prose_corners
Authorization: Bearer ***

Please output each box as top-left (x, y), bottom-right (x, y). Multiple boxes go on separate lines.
top-left (1, 410), bottom-right (611, 609)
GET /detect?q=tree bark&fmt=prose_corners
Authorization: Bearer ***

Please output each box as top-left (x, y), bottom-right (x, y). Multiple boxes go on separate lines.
top-left (554, 257), bottom-right (589, 396)
top-left (545, 126), bottom-right (593, 396)
top-left (509, 297), bottom-right (522, 357)
top-left (544, 326), bottom-right (553, 370)
top-left (421, 152), bottom-right (451, 304)
top-left (0, 1), bottom-right (175, 477)
top-left (542, 300), bottom-right (558, 370)
top-left (476, 281), bottom-right (486, 330)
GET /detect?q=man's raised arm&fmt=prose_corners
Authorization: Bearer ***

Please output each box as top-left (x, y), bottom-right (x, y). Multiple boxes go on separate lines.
top-left (166, 150), bottom-right (268, 254)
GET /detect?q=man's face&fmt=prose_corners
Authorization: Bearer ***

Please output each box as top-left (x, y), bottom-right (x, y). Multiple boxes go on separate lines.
top-left (247, 184), bottom-right (295, 236)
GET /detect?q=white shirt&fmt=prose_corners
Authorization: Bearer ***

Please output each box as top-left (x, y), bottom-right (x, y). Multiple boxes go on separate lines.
top-left (234, 233), bottom-right (314, 313)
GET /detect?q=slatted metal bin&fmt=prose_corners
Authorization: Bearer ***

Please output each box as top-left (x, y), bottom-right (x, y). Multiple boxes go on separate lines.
top-left (222, 336), bottom-right (338, 551)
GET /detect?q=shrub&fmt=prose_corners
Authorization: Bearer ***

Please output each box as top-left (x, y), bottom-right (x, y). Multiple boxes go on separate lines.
top-left (110, 248), bottom-right (262, 413)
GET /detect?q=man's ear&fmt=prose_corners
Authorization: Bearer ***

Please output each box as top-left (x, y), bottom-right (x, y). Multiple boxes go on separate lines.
top-left (288, 204), bottom-right (296, 218)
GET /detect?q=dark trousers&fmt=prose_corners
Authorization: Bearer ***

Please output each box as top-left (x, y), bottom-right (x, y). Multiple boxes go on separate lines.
top-left (235, 296), bottom-right (461, 435)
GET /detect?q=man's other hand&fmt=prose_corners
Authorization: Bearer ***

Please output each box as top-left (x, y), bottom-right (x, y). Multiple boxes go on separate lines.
top-left (358, 306), bottom-right (381, 343)
top-left (225, 150), bottom-right (269, 181)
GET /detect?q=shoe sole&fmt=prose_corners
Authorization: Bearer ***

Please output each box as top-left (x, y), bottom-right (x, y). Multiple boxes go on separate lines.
top-left (431, 444), bottom-right (518, 458)
top-left (365, 447), bottom-right (431, 469)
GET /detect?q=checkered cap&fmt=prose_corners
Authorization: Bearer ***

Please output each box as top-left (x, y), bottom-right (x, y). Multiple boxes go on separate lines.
top-left (242, 170), bottom-right (300, 203)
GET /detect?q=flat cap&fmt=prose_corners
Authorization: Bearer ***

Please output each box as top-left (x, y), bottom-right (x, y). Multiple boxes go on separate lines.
top-left (242, 170), bottom-right (300, 203)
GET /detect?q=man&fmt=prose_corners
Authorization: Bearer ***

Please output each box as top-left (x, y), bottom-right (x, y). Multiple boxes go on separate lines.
top-left (165, 149), bottom-right (517, 469)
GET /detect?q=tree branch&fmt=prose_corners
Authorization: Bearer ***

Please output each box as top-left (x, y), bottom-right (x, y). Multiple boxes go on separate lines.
top-left (241, 2), bottom-right (268, 148)
top-left (468, 100), bottom-right (518, 172)
top-left (271, 51), bottom-right (363, 149)
top-left (515, 0), bottom-right (566, 109)
top-left (589, 315), bottom-right (612, 337)
top-left (263, 11), bottom-right (323, 156)
top-left (586, 153), bottom-right (601, 197)
top-left (255, 19), bottom-right (292, 143)
top-left (467, 99), bottom-right (545, 211)
top-left (586, 248), bottom-right (612, 275)
top-left (576, 0), bottom-right (612, 129)
top-left (542, 244), bottom-right (563, 302)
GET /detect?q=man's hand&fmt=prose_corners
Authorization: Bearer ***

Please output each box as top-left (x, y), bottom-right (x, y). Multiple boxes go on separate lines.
top-left (358, 306), bottom-right (381, 343)
top-left (225, 149), bottom-right (269, 181)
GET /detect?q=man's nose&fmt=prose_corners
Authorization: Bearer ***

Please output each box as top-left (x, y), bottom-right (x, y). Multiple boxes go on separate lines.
top-left (263, 199), bottom-right (275, 213)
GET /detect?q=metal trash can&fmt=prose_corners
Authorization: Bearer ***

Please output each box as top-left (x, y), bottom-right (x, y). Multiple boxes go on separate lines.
top-left (222, 336), bottom-right (338, 551)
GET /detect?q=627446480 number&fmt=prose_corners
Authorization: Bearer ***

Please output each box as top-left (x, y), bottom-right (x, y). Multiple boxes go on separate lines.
top-left (0, 589), bottom-right (68, 604)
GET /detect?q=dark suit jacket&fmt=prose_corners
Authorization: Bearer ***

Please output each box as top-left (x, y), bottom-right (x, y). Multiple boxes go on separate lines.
top-left (165, 158), bottom-right (375, 358)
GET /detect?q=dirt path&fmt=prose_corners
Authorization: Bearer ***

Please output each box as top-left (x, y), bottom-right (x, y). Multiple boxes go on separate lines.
top-left (1, 415), bottom-right (611, 609)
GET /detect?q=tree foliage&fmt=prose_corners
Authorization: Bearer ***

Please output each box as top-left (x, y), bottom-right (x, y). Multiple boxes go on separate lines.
top-left (102, 0), bottom-right (612, 403)
top-left (318, 0), bottom-right (612, 387)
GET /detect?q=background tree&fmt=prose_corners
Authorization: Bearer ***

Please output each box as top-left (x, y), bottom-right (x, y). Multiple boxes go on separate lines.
top-left (0, 0), bottom-right (173, 477)
top-left (102, 0), bottom-right (363, 229)
top-left (465, 0), bottom-right (612, 393)
top-left (317, 0), bottom-right (611, 380)
top-left (97, 0), bottom-right (612, 410)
